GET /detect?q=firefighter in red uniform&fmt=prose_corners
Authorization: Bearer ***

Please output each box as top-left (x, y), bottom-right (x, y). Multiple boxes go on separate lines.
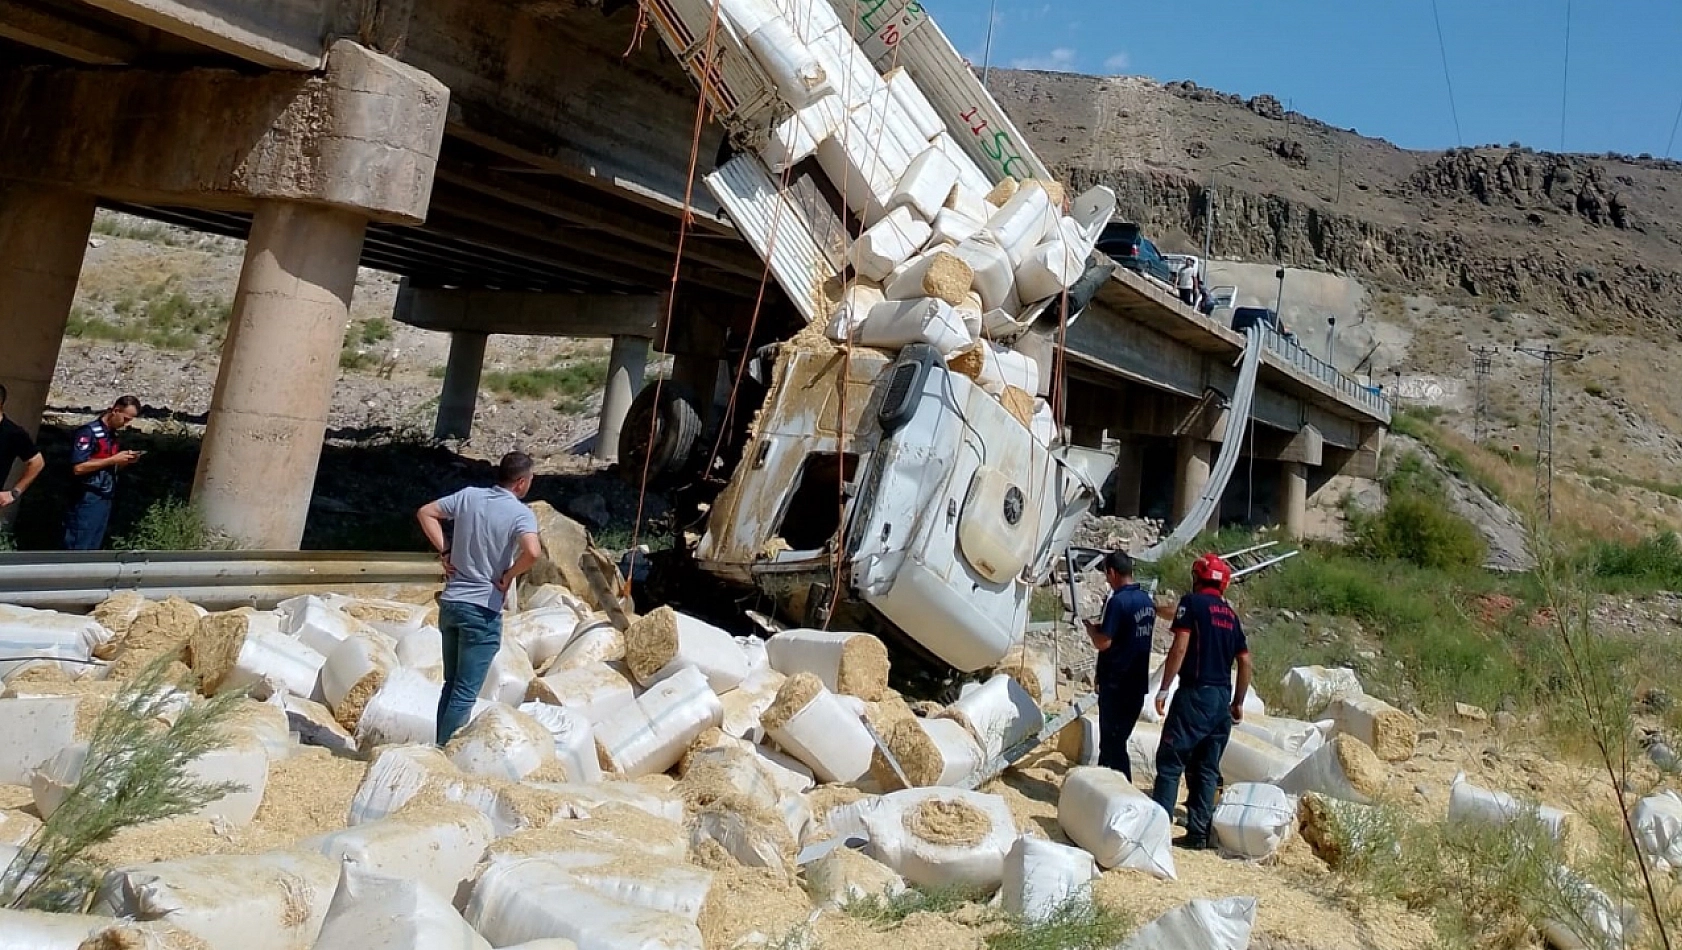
top-left (1150, 553), bottom-right (1253, 849)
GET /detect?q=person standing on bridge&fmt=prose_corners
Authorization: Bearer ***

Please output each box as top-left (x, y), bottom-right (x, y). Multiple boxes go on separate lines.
top-left (1176, 257), bottom-right (1200, 308)
top-left (0, 385), bottom-right (46, 517)
top-left (415, 452), bottom-right (543, 745)
top-left (1084, 550), bottom-right (1156, 781)
top-left (63, 395), bottom-right (142, 550)
top-left (1151, 552), bottom-right (1252, 850)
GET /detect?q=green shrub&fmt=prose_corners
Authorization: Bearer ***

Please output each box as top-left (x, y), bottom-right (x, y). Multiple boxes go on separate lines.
top-left (482, 359), bottom-right (609, 411)
top-left (111, 498), bottom-right (229, 551)
top-left (842, 886), bottom-right (976, 927)
top-left (1582, 531), bottom-right (1682, 592)
top-left (986, 899), bottom-right (1133, 950)
top-left (1357, 492), bottom-right (1486, 571)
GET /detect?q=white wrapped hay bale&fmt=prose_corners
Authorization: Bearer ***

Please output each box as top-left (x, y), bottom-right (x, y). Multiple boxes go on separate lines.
top-left (823, 282), bottom-right (886, 342)
top-left (1278, 735), bottom-right (1387, 805)
top-left (188, 609), bottom-right (325, 700)
top-left (505, 606), bottom-right (588, 670)
top-left (884, 67), bottom-right (945, 142)
top-left (870, 716), bottom-right (983, 789)
top-left (321, 634), bottom-right (398, 731)
top-left (480, 640), bottom-right (538, 707)
top-left (891, 147), bottom-right (962, 221)
top-left (1219, 730), bottom-right (1301, 786)
top-left (1278, 666), bottom-right (1363, 719)
top-left (993, 642), bottom-right (1056, 706)
top-left (0, 696), bottom-right (76, 784)
top-left (803, 846), bottom-right (906, 906)
top-left (284, 596), bottom-right (373, 657)
top-left (485, 812), bottom-right (688, 868)
top-left (1014, 230), bottom-right (1086, 305)
top-left (346, 745), bottom-right (581, 835)
top-left (817, 114), bottom-right (908, 224)
top-left (1633, 790), bottom-right (1682, 871)
top-left (1212, 783), bottom-right (1297, 860)
top-left (302, 803), bottom-right (495, 906)
top-left (1447, 772), bottom-right (1570, 842)
top-left (1057, 766), bottom-right (1175, 879)
top-left (33, 734), bottom-right (269, 826)
top-left (1325, 694), bottom-right (1416, 761)
top-left (523, 583), bottom-right (588, 612)
top-left (527, 661), bottom-right (638, 726)
top-left (931, 207), bottom-right (984, 248)
top-left (622, 607), bottom-right (749, 694)
top-left (0, 908), bottom-right (109, 948)
top-left (937, 673), bottom-right (1043, 763)
top-left (519, 701), bottom-right (603, 784)
top-left (467, 856), bottom-right (707, 950)
top-left (953, 233), bottom-right (1018, 315)
top-left (735, 636), bottom-right (769, 676)
top-left (764, 629), bottom-right (890, 701)
top-left (1542, 866), bottom-right (1642, 950)
top-left (531, 781), bottom-right (685, 825)
top-left (354, 667), bottom-right (492, 748)
top-left (595, 666), bottom-right (723, 778)
top-left (1234, 713), bottom-right (1328, 757)
top-left (764, 94), bottom-right (846, 172)
top-left (742, 15), bottom-right (831, 106)
top-left (761, 672), bottom-right (873, 784)
top-left (446, 702), bottom-right (558, 782)
top-left (1118, 896), bottom-right (1258, 950)
top-left (1002, 835), bottom-right (1099, 922)
top-left (544, 621), bottom-right (625, 673)
top-left (849, 208), bottom-right (935, 283)
top-left (320, 595), bottom-right (430, 636)
top-left (681, 740), bottom-right (808, 857)
top-left (983, 180), bottom-right (1057, 266)
top-left (281, 694), bottom-right (357, 755)
top-left (884, 247), bottom-right (975, 308)
top-left (718, 665), bottom-right (785, 742)
top-left (393, 625), bottom-right (444, 676)
top-left (93, 851), bottom-right (339, 950)
top-left (311, 864), bottom-right (491, 950)
top-left (0, 604), bottom-right (113, 681)
top-left (861, 788), bottom-right (1017, 895)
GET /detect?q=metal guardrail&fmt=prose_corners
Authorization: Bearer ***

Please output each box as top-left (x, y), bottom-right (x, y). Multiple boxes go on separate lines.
top-left (0, 551), bottom-right (441, 611)
top-left (1260, 324), bottom-right (1393, 420)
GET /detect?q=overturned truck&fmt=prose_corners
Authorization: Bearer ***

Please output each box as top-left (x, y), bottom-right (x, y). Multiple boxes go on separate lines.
top-left (624, 0), bottom-right (1120, 673)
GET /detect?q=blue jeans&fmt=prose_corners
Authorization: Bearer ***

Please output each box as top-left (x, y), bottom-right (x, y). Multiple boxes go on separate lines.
top-left (436, 599), bottom-right (502, 745)
top-left (1096, 672), bottom-right (1148, 780)
top-left (1152, 683), bottom-right (1233, 843)
top-left (64, 493), bottom-right (114, 550)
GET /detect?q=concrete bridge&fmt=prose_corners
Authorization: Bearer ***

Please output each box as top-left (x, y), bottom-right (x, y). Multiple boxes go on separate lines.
top-left (0, 0), bottom-right (1388, 548)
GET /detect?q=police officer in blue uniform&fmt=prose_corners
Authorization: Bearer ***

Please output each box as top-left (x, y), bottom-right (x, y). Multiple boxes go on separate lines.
top-left (1083, 550), bottom-right (1155, 780)
top-left (1150, 552), bottom-right (1253, 849)
top-left (64, 396), bottom-right (142, 550)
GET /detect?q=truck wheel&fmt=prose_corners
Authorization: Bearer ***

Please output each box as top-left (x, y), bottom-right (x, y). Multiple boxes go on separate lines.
top-left (618, 383), bottom-right (702, 486)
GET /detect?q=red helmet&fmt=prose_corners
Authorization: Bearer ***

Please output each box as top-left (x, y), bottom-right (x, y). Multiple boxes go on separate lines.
top-left (1192, 553), bottom-right (1233, 593)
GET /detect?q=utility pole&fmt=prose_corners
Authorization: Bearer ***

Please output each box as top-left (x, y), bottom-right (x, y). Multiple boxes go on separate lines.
top-left (1273, 267), bottom-right (1287, 324)
top-left (1324, 317), bottom-right (1338, 366)
top-left (980, 0), bottom-right (999, 87)
top-left (1513, 343), bottom-right (1584, 522)
top-left (1469, 344), bottom-right (1498, 444)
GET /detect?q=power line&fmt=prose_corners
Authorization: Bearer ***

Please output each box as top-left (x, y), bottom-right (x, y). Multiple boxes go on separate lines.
top-left (1667, 94), bottom-right (1682, 158)
top-left (1559, 0), bottom-right (1572, 151)
top-left (1430, 0), bottom-right (1463, 146)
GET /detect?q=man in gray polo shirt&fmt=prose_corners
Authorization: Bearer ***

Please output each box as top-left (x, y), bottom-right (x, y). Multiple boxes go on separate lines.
top-left (416, 451), bottom-right (543, 744)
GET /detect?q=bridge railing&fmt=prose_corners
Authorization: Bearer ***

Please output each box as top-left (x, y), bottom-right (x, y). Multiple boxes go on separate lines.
top-left (1259, 324), bottom-right (1392, 421)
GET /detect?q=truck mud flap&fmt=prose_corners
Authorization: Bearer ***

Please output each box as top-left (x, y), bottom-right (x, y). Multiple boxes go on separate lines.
top-left (704, 155), bottom-right (839, 325)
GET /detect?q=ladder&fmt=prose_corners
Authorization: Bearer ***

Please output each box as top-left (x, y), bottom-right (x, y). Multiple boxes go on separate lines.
top-left (1221, 540), bottom-right (1300, 582)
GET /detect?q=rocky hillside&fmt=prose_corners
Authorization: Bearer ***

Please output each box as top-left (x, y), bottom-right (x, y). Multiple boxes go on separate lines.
top-left (991, 71), bottom-right (1682, 337)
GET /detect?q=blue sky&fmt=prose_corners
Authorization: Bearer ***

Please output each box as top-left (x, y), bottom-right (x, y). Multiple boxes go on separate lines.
top-left (927, 0), bottom-right (1682, 156)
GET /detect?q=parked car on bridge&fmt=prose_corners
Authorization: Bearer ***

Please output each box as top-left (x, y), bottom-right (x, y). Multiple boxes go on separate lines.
top-left (1096, 222), bottom-right (1176, 288)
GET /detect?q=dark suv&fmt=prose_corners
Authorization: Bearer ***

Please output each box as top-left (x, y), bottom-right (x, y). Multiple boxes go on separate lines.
top-left (1096, 222), bottom-right (1176, 288)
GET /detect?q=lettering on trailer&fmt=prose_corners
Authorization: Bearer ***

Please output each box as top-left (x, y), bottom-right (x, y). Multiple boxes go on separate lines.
top-left (855, 0), bottom-right (1033, 181)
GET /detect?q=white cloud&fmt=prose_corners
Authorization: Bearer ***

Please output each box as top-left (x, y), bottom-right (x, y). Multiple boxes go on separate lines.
top-left (1103, 51), bottom-right (1130, 72)
top-left (1010, 47), bottom-right (1078, 71)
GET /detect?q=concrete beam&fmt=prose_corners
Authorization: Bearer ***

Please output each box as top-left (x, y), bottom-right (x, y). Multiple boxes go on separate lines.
top-left (74, 0), bottom-right (338, 69)
top-left (1255, 425), bottom-right (1324, 467)
top-left (395, 285), bottom-right (659, 339)
top-left (0, 0), bottom-right (140, 64)
top-left (402, 0), bottom-right (725, 215)
top-left (0, 41), bottom-right (446, 223)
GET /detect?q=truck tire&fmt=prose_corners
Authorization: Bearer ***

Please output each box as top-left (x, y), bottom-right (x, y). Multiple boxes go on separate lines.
top-left (618, 382), bottom-right (702, 486)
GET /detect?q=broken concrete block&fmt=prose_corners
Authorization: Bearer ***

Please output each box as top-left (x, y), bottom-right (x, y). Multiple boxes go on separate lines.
top-left (1454, 702), bottom-right (1489, 722)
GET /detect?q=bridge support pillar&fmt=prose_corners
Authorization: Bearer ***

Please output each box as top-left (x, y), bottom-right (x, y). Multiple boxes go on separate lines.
top-left (1109, 437), bottom-right (1142, 518)
top-left (435, 331), bottom-right (488, 441)
top-left (1175, 437), bottom-right (1217, 535)
top-left (1278, 460), bottom-right (1308, 540)
top-left (597, 335), bottom-right (648, 462)
top-left (193, 202), bottom-right (368, 548)
top-left (0, 181), bottom-right (95, 444)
